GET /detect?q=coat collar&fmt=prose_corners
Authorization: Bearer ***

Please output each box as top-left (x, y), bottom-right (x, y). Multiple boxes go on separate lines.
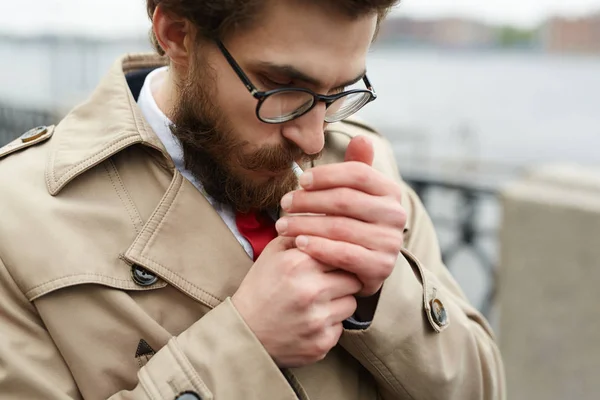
top-left (45, 53), bottom-right (171, 196)
top-left (42, 53), bottom-right (253, 307)
top-left (122, 171), bottom-right (254, 308)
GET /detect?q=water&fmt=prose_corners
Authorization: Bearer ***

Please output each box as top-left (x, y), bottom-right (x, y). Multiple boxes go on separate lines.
top-left (2, 39), bottom-right (599, 170)
top-left (359, 47), bottom-right (600, 172)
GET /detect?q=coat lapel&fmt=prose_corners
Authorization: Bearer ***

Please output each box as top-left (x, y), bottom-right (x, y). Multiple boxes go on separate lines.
top-left (123, 170), bottom-right (254, 309)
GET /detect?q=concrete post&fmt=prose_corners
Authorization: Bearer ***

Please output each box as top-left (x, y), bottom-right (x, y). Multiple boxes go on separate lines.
top-left (499, 164), bottom-right (600, 399)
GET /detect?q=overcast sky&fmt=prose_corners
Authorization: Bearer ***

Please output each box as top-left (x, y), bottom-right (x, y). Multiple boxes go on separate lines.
top-left (2, 0), bottom-right (600, 37)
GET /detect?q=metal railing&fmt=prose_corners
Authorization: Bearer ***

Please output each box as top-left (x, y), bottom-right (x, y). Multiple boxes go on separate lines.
top-left (0, 103), bottom-right (56, 146)
top-left (404, 174), bottom-right (500, 318)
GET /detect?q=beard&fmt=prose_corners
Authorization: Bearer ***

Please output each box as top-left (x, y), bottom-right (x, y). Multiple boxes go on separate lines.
top-left (170, 58), bottom-right (320, 213)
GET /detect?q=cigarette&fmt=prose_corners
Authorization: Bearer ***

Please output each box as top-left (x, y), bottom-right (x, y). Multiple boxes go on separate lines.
top-left (292, 162), bottom-right (304, 178)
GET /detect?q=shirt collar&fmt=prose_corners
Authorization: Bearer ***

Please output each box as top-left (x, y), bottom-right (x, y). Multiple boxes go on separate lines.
top-left (137, 66), bottom-right (186, 172)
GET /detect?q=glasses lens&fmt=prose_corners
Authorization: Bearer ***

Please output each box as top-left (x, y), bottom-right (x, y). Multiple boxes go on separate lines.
top-left (325, 91), bottom-right (372, 123)
top-left (258, 90), bottom-right (315, 123)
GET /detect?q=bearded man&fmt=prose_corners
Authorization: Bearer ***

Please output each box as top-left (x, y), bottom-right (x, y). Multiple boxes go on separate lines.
top-left (0, 1), bottom-right (505, 399)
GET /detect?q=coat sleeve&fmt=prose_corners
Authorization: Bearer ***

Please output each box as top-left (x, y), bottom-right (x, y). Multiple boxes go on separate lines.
top-left (0, 257), bottom-right (298, 400)
top-left (338, 136), bottom-right (506, 400)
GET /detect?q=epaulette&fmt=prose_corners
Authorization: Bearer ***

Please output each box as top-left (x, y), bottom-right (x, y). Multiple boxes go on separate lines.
top-left (0, 125), bottom-right (55, 160)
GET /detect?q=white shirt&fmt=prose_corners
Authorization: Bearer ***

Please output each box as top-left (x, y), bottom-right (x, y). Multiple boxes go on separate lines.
top-left (137, 67), bottom-right (256, 259)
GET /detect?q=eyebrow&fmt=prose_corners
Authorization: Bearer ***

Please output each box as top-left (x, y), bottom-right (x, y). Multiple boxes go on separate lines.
top-left (255, 62), bottom-right (367, 91)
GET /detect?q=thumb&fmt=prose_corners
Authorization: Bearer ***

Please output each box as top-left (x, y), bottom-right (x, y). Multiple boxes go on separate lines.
top-left (344, 135), bottom-right (374, 166)
top-left (269, 235), bottom-right (296, 251)
top-left (254, 236), bottom-right (296, 262)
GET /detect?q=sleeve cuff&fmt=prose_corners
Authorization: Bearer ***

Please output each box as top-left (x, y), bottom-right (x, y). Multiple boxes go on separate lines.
top-left (343, 316), bottom-right (372, 330)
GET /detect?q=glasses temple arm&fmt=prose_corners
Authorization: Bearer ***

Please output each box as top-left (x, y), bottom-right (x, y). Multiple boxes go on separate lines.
top-left (216, 41), bottom-right (259, 95)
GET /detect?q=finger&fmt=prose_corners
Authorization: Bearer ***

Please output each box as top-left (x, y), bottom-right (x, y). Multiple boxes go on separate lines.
top-left (298, 162), bottom-right (401, 201)
top-left (319, 270), bottom-right (363, 301)
top-left (296, 235), bottom-right (398, 294)
top-left (254, 236), bottom-right (295, 262)
top-left (301, 323), bottom-right (345, 358)
top-left (344, 135), bottom-right (374, 165)
top-left (282, 188), bottom-right (407, 227)
top-left (276, 215), bottom-right (403, 253)
top-left (328, 296), bottom-right (358, 324)
top-left (266, 235), bottom-right (297, 253)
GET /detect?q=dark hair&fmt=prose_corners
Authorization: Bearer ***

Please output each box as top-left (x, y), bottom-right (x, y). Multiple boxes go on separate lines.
top-left (146, 0), bottom-right (398, 55)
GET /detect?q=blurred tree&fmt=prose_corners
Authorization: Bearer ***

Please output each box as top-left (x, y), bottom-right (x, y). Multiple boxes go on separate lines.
top-left (496, 26), bottom-right (538, 48)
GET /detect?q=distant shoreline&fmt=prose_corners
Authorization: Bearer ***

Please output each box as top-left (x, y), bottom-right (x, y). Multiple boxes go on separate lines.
top-left (372, 42), bottom-right (600, 58)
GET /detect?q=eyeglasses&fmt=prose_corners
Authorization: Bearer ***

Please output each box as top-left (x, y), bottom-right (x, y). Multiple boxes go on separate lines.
top-left (216, 41), bottom-right (377, 124)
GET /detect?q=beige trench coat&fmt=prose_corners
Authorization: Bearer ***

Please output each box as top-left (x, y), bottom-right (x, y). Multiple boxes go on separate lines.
top-left (0, 54), bottom-right (505, 400)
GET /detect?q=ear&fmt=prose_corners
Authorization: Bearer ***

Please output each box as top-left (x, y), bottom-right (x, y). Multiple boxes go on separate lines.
top-left (152, 5), bottom-right (194, 67)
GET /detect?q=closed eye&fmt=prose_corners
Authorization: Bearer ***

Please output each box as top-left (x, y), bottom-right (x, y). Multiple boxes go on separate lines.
top-left (329, 87), bottom-right (346, 95)
top-left (259, 75), bottom-right (292, 90)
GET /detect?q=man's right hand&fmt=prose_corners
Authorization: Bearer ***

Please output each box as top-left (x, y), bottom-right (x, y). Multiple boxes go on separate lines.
top-left (231, 236), bottom-right (362, 368)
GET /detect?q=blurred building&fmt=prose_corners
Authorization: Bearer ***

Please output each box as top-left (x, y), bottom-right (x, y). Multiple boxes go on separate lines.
top-left (0, 34), bottom-right (150, 112)
top-left (541, 13), bottom-right (600, 54)
top-left (379, 17), bottom-right (496, 49)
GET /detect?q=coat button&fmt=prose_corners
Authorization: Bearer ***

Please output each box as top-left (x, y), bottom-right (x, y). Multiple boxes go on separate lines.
top-left (20, 126), bottom-right (48, 143)
top-left (174, 392), bottom-right (202, 400)
top-left (131, 265), bottom-right (158, 286)
top-left (430, 298), bottom-right (448, 327)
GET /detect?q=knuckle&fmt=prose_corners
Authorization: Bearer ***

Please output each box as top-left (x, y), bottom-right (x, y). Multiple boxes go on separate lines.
top-left (282, 217), bottom-right (297, 234)
top-left (392, 185), bottom-right (403, 203)
top-left (330, 324), bottom-right (344, 346)
top-left (328, 218), bottom-right (351, 239)
top-left (297, 288), bottom-right (319, 308)
top-left (307, 350), bottom-right (327, 364)
top-left (361, 280), bottom-right (382, 296)
top-left (287, 249), bottom-right (313, 268)
top-left (313, 334), bottom-right (336, 358)
top-left (361, 278), bottom-right (379, 295)
top-left (305, 312), bottom-right (327, 335)
top-left (381, 231), bottom-right (403, 254)
top-left (298, 249), bottom-right (315, 264)
top-left (375, 254), bottom-right (397, 280)
top-left (281, 251), bottom-right (303, 274)
top-left (336, 249), bottom-right (358, 268)
top-left (332, 189), bottom-right (353, 213)
top-left (314, 340), bottom-right (330, 356)
top-left (293, 190), bottom-right (306, 207)
top-left (354, 164), bottom-right (371, 185)
top-left (343, 295), bottom-right (358, 317)
top-left (395, 228), bottom-right (406, 245)
top-left (397, 207), bottom-right (408, 227)
top-left (384, 253), bottom-right (398, 272)
top-left (388, 205), bottom-right (407, 228)
top-left (346, 274), bottom-right (363, 293)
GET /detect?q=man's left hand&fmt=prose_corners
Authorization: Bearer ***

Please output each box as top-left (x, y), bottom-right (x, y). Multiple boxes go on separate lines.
top-left (276, 136), bottom-right (407, 298)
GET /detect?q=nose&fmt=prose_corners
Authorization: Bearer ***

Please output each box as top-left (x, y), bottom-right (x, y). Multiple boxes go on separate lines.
top-left (280, 103), bottom-right (327, 155)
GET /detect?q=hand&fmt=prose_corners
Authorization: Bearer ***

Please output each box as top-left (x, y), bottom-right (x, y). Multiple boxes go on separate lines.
top-left (231, 237), bottom-right (363, 368)
top-left (276, 136), bottom-right (407, 297)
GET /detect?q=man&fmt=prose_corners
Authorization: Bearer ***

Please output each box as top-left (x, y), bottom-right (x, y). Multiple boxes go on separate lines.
top-left (0, 1), bottom-right (505, 399)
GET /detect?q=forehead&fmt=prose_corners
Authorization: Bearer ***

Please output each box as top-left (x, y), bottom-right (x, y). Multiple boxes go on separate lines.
top-left (225, 1), bottom-right (377, 85)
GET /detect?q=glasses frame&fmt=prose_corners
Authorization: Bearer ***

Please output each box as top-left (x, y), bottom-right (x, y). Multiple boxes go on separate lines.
top-left (216, 41), bottom-right (377, 124)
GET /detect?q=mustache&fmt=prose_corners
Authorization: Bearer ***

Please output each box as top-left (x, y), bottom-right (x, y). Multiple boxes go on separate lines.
top-left (237, 141), bottom-right (321, 172)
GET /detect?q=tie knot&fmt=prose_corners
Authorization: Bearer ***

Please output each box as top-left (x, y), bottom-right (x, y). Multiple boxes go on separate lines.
top-left (235, 210), bottom-right (278, 261)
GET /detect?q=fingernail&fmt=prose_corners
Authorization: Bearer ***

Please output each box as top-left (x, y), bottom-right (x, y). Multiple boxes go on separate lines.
top-left (275, 218), bottom-right (288, 234)
top-left (296, 236), bottom-right (309, 249)
top-left (280, 193), bottom-right (293, 211)
top-left (299, 171), bottom-right (313, 188)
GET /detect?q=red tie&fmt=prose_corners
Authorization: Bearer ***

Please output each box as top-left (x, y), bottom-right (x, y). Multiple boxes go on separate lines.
top-left (235, 210), bottom-right (278, 261)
